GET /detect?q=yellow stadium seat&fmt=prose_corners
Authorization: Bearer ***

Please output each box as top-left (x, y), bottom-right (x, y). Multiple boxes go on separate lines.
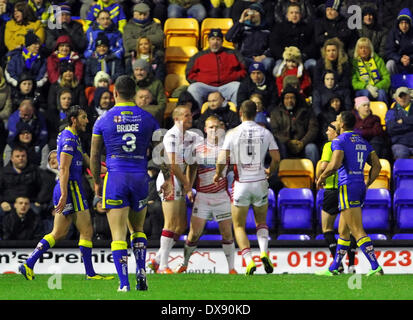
top-left (364, 158), bottom-right (391, 189)
top-left (370, 101), bottom-right (388, 128)
top-left (278, 158), bottom-right (315, 189)
top-left (164, 18), bottom-right (199, 48)
top-left (200, 101), bottom-right (237, 114)
top-left (200, 18), bottom-right (234, 49)
top-left (165, 46), bottom-right (198, 76)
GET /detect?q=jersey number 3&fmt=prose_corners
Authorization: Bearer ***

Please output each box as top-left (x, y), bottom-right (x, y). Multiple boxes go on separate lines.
top-left (122, 133), bottom-right (137, 152)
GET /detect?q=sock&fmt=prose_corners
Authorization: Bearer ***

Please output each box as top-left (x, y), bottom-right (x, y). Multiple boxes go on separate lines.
top-left (130, 232), bottom-right (147, 274)
top-left (183, 240), bottom-right (197, 266)
top-left (241, 248), bottom-right (253, 266)
top-left (357, 236), bottom-right (379, 270)
top-left (79, 239), bottom-right (96, 277)
top-left (111, 241), bottom-right (129, 288)
top-left (222, 240), bottom-right (235, 270)
top-left (323, 231), bottom-right (337, 257)
top-left (329, 237), bottom-right (350, 272)
top-left (256, 224), bottom-right (269, 255)
top-left (348, 235), bottom-right (357, 266)
top-left (159, 229), bottom-right (175, 270)
top-left (26, 234), bottom-right (55, 269)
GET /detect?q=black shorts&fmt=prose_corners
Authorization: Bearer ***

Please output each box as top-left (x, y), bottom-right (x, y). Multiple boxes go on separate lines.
top-left (322, 189), bottom-right (340, 216)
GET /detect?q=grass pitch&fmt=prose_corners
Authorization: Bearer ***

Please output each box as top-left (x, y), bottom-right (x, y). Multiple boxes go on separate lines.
top-left (1, 273), bottom-right (412, 300)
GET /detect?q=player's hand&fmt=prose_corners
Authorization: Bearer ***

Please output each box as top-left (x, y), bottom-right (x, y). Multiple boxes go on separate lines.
top-left (94, 181), bottom-right (103, 198)
top-left (186, 189), bottom-right (194, 203)
top-left (213, 173), bottom-right (223, 185)
top-left (55, 193), bottom-right (68, 214)
top-left (160, 180), bottom-right (172, 198)
top-left (316, 176), bottom-right (326, 189)
top-left (265, 168), bottom-right (272, 179)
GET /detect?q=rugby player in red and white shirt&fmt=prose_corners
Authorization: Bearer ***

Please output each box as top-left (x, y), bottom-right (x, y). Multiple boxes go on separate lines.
top-left (175, 115), bottom-right (237, 274)
top-left (214, 100), bottom-right (280, 275)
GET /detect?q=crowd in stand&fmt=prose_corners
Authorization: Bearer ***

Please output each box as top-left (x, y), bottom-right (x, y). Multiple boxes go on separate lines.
top-left (2, 0), bottom-right (413, 241)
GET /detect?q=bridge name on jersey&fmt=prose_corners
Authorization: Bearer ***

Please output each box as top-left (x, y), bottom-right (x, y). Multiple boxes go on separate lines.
top-left (116, 123), bottom-right (140, 133)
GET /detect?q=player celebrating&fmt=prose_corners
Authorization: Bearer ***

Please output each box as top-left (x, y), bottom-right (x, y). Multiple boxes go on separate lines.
top-left (90, 75), bottom-right (160, 291)
top-left (214, 100), bottom-right (280, 275)
top-left (19, 106), bottom-right (114, 281)
top-left (174, 115), bottom-right (237, 274)
top-left (317, 121), bottom-right (357, 273)
top-left (149, 105), bottom-right (202, 274)
top-left (316, 111), bottom-right (383, 276)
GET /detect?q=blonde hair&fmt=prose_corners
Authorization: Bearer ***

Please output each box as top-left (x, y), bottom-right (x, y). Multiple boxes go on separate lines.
top-left (135, 36), bottom-right (154, 61)
top-left (321, 37), bottom-right (348, 75)
top-left (353, 37), bottom-right (375, 59)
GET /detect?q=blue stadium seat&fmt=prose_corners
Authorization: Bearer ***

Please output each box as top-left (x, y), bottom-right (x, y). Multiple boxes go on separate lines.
top-left (277, 188), bottom-right (314, 230)
top-left (316, 189), bottom-right (324, 222)
top-left (393, 188), bottom-right (413, 230)
top-left (315, 234), bottom-right (339, 240)
top-left (391, 74), bottom-right (413, 90)
top-left (245, 188), bottom-right (276, 230)
top-left (362, 189), bottom-right (391, 231)
top-left (199, 234), bottom-right (222, 241)
top-left (393, 159), bottom-right (413, 190)
top-left (277, 234), bottom-right (311, 240)
top-left (368, 234), bottom-right (387, 240)
top-left (392, 233), bottom-right (413, 240)
top-left (247, 234), bottom-right (272, 240)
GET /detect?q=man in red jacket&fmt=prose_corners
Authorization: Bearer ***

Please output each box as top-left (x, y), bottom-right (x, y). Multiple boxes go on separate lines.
top-left (185, 28), bottom-right (247, 110)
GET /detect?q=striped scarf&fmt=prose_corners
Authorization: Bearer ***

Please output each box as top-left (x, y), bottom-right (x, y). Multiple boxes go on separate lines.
top-left (22, 47), bottom-right (39, 70)
top-left (357, 56), bottom-right (381, 85)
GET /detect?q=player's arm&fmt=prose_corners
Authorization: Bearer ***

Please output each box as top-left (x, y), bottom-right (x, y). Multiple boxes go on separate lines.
top-left (82, 152), bottom-right (90, 169)
top-left (187, 163), bottom-right (198, 188)
top-left (316, 161), bottom-right (328, 180)
top-left (265, 149), bottom-right (280, 179)
top-left (90, 134), bottom-right (103, 197)
top-left (214, 149), bottom-right (230, 183)
top-left (316, 150), bottom-right (344, 189)
top-left (366, 151), bottom-right (381, 188)
top-left (55, 152), bottom-right (72, 214)
top-left (168, 151), bottom-right (191, 193)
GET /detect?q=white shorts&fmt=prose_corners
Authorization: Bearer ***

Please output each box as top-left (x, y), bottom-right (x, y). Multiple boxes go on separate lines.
top-left (231, 180), bottom-right (269, 207)
top-left (156, 172), bottom-right (184, 201)
top-left (192, 191), bottom-right (231, 222)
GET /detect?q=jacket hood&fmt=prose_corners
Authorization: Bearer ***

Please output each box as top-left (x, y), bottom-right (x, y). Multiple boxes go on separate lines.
top-left (54, 35), bottom-right (72, 51)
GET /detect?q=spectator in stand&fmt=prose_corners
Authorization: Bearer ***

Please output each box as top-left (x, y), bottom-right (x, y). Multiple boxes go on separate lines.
top-left (352, 96), bottom-right (386, 158)
top-left (0, 0), bottom-right (13, 67)
top-left (195, 91), bottom-right (240, 130)
top-left (385, 86), bottom-right (413, 159)
top-left (270, 85), bottom-right (319, 166)
top-left (225, 2), bottom-right (273, 73)
top-left (123, 2), bottom-right (164, 61)
top-left (314, 0), bottom-right (357, 53)
top-left (316, 93), bottom-right (345, 147)
top-left (275, 46), bottom-right (312, 98)
top-left (47, 35), bottom-right (84, 85)
top-left (4, 1), bottom-right (45, 52)
top-left (127, 36), bottom-right (166, 82)
top-left (231, 0), bottom-right (275, 28)
top-left (312, 69), bottom-right (352, 116)
top-left (274, 0), bottom-right (316, 25)
top-left (385, 8), bottom-right (413, 75)
top-left (167, 0), bottom-right (206, 23)
top-left (135, 88), bottom-right (163, 126)
top-left (381, 0), bottom-right (410, 33)
top-left (44, 4), bottom-right (87, 57)
top-left (0, 66), bottom-right (12, 121)
top-left (5, 30), bottom-right (47, 90)
top-left (132, 58), bottom-right (166, 120)
top-left (209, 0), bottom-right (234, 18)
top-left (2, 196), bottom-right (43, 240)
top-left (27, 0), bottom-right (52, 26)
top-left (84, 32), bottom-right (125, 87)
top-left (351, 37), bottom-right (390, 105)
top-left (10, 72), bottom-right (47, 112)
top-left (270, 2), bottom-right (317, 76)
top-left (186, 28), bottom-right (247, 110)
top-left (87, 86), bottom-right (113, 131)
top-left (144, 159), bottom-right (163, 240)
top-left (3, 121), bottom-right (49, 168)
top-left (85, 0), bottom-right (127, 33)
top-left (85, 70), bottom-right (111, 107)
top-left (7, 99), bottom-right (48, 154)
top-left (0, 146), bottom-right (49, 217)
top-left (84, 9), bottom-right (124, 60)
top-left (313, 37), bottom-right (352, 92)
top-left (236, 61), bottom-right (278, 113)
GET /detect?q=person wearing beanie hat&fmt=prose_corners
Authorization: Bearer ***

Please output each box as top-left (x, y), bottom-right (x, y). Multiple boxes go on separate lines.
top-left (25, 31), bottom-right (40, 48)
top-left (386, 8), bottom-right (413, 75)
top-left (325, 0), bottom-right (341, 11)
top-left (275, 46), bottom-right (311, 98)
top-left (225, 3), bottom-right (273, 73)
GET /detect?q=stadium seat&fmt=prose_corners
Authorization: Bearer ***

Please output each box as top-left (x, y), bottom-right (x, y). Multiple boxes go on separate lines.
top-left (393, 159), bottom-right (413, 190)
top-left (391, 74), bottom-right (413, 90)
top-left (362, 188), bottom-right (391, 232)
top-left (164, 18), bottom-right (199, 47)
top-left (165, 46), bottom-right (198, 76)
top-left (392, 233), bottom-right (413, 240)
top-left (199, 234), bottom-right (222, 240)
top-left (363, 159), bottom-right (391, 189)
top-left (369, 101), bottom-right (388, 129)
top-left (393, 188), bottom-right (413, 230)
top-left (368, 234), bottom-right (387, 240)
top-left (277, 234), bottom-right (311, 240)
top-left (277, 188), bottom-right (314, 230)
top-left (316, 189), bottom-right (324, 222)
top-left (315, 234), bottom-right (339, 240)
top-left (201, 101), bottom-right (237, 113)
top-left (247, 234), bottom-right (272, 240)
top-left (278, 158), bottom-right (314, 189)
top-left (200, 18), bottom-right (234, 49)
